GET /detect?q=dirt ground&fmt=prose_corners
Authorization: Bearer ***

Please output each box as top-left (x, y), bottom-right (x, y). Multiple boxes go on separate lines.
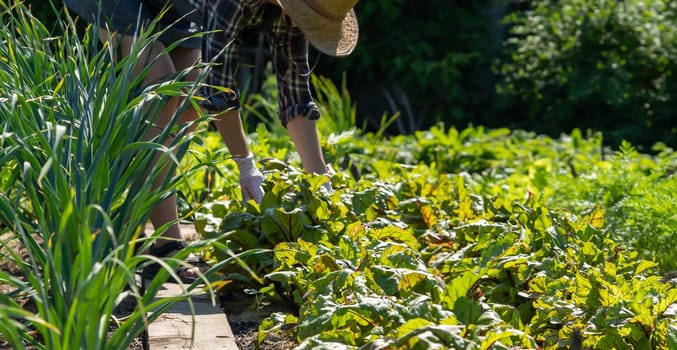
top-left (0, 234), bottom-right (142, 350)
top-left (1, 234), bottom-right (296, 350)
top-left (0, 234), bottom-right (38, 350)
top-left (220, 291), bottom-right (298, 350)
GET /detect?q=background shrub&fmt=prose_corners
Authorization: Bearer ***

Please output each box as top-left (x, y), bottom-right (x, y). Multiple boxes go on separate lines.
top-left (27, 0), bottom-right (677, 148)
top-left (494, 0), bottom-right (677, 149)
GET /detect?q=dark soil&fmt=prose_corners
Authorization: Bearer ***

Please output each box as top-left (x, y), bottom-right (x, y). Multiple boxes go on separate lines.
top-left (220, 291), bottom-right (298, 350)
top-left (0, 234), bottom-right (144, 350)
top-left (2, 233), bottom-right (297, 350)
top-left (2, 232), bottom-right (299, 350)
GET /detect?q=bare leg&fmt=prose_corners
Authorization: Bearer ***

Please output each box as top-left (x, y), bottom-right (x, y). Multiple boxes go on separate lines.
top-left (211, 109), bottom-right (326, 197)
top-left (212, 108), bottom-right (251, 158)
top-left (286, 117), bottom-right (328, 174)
top-left (101, 31), bottom-right (200, 250)
top-left (148, 46), bottom-right (201, 245)
top-left (212, 110), bottom-right (330, 189)
top-left (212, 109), bottom-right (265, 202)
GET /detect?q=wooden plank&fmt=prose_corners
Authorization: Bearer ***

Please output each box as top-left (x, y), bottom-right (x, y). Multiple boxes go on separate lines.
top-left (144, 223), bottom-right (237, 350)
top-left (147, 282), bottom-right (238, 350)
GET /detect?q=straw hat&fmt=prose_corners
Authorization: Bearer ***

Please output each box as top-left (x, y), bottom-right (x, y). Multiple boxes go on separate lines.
top-left (278, 0), bottom-right (359, 57)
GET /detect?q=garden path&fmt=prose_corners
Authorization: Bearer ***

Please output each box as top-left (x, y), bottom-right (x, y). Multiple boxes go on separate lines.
top-left (146, 224), bottom-right (238, 350)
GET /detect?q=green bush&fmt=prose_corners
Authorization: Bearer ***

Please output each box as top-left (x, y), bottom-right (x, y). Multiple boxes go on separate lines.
top-left (27, 0), bottom-right (677, 149)
top-left (496, 0), bottom-right (677, 149)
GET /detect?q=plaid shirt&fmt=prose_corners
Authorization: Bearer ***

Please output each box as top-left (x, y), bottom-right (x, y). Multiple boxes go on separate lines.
top-left (195, 0), bottom-right (320, 126)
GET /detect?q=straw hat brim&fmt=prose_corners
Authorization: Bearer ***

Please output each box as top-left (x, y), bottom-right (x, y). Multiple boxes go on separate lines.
top-left (279, 1), bottom-right (358, 57)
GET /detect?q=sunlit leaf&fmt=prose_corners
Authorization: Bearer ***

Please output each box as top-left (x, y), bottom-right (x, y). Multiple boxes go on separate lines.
top-left (442, 272), bottom-right (480, 308)
top-left (633, 260), bottom-right (658, 276)
top-left (396, 318), bottom-right (434, 338)
top-left (258, 312), bottom-right (298, 345)
top-left (262, 207), bottom-right (309, 242)
top-left (668, 325), bottom-right (677, 349)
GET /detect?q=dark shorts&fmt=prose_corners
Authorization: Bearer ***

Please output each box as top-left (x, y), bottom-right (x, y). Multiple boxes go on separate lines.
top-left (64, 0), bottom-right (201, 48)
top-left (197, 0), bottom-right (320, 127)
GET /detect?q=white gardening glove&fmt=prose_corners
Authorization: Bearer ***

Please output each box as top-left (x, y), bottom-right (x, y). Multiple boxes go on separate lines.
top-left (320, 166), bottom-right (334, 194)
top-left (234, 153), bottom-right (264, 204)
top-left (320, 180), bottom-right (333, 195)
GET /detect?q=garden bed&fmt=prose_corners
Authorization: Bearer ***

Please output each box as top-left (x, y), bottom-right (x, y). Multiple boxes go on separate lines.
top-left (1, 231), bottom-right (297, 350)
top-left (220, 291), bottom-right (297, 350)
top-left (0, 234), bottom-right (144, 350)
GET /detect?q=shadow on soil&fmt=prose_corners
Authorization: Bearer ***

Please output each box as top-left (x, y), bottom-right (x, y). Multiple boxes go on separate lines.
top-left (219, 290), bottom-right (298, 350)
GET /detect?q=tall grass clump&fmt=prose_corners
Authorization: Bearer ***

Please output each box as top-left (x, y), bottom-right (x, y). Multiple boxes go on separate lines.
top-left (311, 74), bottom-right (357, 135)
top-left (545, 140), bottom-right (677, 273)
top-left (0, 2), bottom-right (215, 349)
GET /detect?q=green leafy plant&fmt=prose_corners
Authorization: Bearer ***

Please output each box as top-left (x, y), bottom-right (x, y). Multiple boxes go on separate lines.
top-left (232, 163), bottom-right (676, 349)
top-left (311, 74), bottom-right (358, 135)
top-left (0, 2), bottom-right (218, 349)
top-left (185, 117), bottom-right (676, 348)
top-left (544, 140), bottom-right (677, 272)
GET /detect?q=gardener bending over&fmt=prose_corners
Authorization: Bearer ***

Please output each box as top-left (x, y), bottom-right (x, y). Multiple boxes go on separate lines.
top-left (196, 0), bottom-right (360, 197)
top-left (63, 0), bottom-right (208, 283)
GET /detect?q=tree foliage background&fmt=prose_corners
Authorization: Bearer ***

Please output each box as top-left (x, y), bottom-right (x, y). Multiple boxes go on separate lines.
top-left (27, 0), bottom-right (677, 150)
top-left (493, 0), bottom-right (677, 150)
